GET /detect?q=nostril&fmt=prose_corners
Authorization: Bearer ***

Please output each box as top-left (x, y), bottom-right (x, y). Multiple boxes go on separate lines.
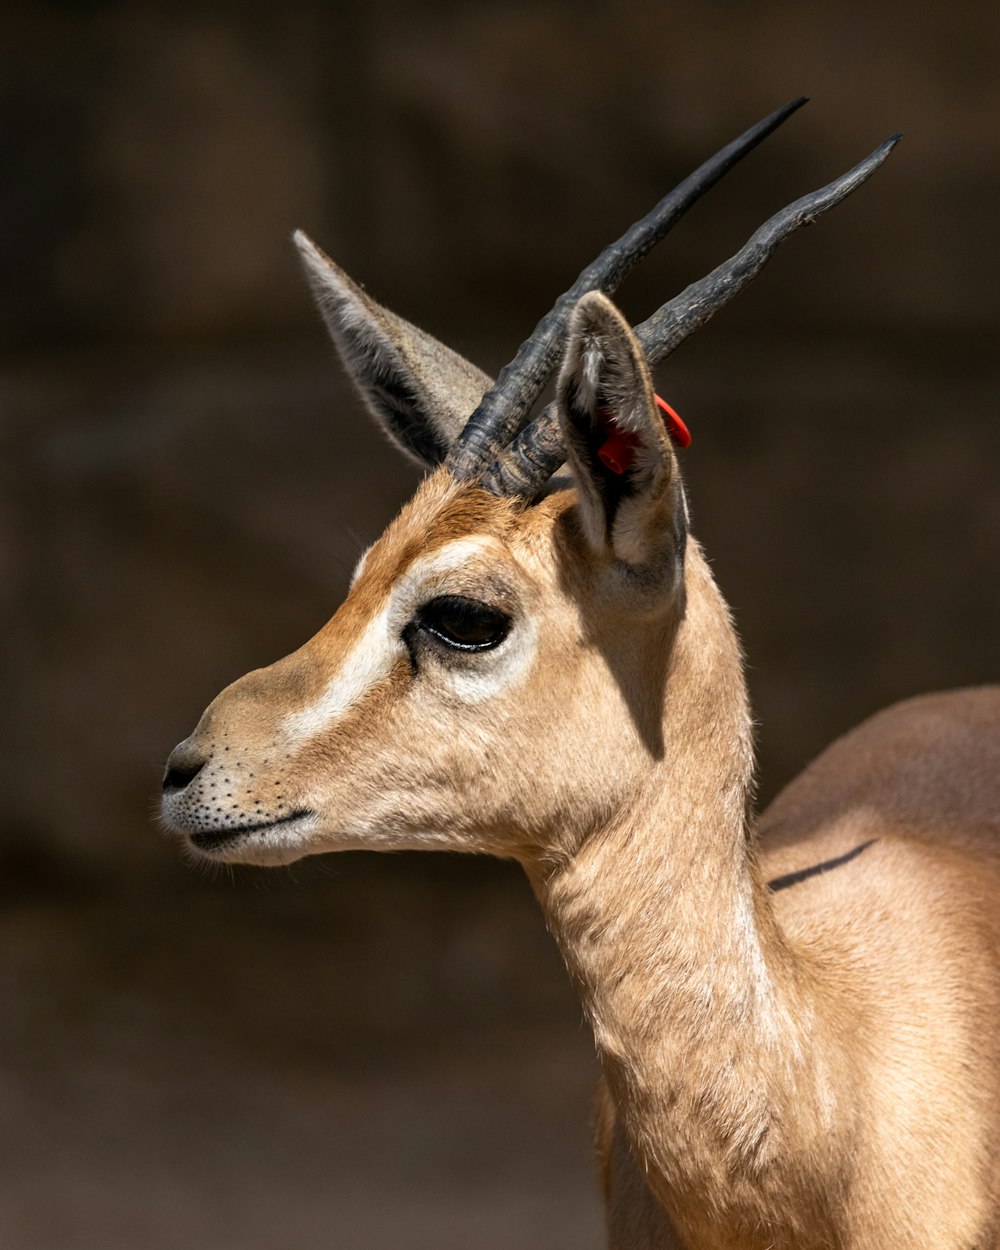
top-left (162, 753), bottom-right (206, 794)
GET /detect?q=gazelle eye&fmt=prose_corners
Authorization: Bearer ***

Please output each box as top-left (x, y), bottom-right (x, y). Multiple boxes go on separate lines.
top-left (415, 596), bottom-right (511, 652)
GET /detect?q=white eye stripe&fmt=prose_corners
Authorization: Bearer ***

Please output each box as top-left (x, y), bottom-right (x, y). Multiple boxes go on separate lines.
top-left (282, 604), bottom-right (400, 739)
top-left (393, 537), bottom-right (497, 601)
top-left (282, 537), bottom-right (507, 740)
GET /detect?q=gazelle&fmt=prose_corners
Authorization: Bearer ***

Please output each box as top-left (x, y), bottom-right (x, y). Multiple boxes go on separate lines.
top-left (161, 101), bottom-right (1000, 1248)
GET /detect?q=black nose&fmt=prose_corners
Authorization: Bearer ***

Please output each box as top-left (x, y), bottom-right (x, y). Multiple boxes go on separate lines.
top-left (162, 746), bottom-right (207, 794)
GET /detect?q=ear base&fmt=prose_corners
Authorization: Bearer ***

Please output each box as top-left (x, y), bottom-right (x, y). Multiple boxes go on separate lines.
top-left (558, 292), bottom-right (686, 570)
top-left (294, 231), bottom-right (492, 468)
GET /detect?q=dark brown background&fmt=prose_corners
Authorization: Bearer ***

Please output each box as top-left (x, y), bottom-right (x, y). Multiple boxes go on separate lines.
top-left (2, 3), bottom-right (998, 1247)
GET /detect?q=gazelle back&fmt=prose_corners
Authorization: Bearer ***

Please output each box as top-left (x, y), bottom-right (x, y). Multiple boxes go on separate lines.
top-left (161, 104), bottom-right (1000, 1249)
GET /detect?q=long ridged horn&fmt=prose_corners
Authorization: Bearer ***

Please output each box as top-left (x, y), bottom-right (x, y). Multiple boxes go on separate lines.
top-left (484, 133), bottom-right (901, 498)
top-left (444, 98), bottom-right (808, 482)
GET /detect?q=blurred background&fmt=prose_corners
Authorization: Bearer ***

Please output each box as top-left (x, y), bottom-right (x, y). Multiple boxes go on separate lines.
top-left (2, 2), bottom-right (999, 1246)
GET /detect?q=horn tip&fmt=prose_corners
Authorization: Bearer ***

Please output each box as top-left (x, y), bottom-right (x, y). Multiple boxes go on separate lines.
top-left (868, 133), bottom-right (903, 168)
top-left (772, 96), bottom-right (809, 123)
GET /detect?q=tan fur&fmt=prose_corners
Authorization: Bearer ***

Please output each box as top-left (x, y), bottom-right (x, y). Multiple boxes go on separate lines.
top-left (162, 280), bottom-right (1000, 1249)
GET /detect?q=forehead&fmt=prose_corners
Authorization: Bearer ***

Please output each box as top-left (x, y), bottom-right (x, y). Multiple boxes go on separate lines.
top-left (356, 470), bottom-right (565, 597)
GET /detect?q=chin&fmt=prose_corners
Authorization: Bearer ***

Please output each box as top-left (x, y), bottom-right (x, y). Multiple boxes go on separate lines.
top-left (164, 809), bottom-right (322, 868)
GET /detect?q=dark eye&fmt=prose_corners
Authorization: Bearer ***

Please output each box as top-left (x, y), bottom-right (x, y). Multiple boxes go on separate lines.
top-left (415, 595), bottom-right (511, 652)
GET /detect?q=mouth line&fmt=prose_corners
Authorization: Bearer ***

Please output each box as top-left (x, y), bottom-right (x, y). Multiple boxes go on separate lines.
top-left (189, 809), bottom-right (315, 852)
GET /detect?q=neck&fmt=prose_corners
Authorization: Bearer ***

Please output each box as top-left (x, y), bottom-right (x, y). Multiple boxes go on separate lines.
top-left (525, 550), bottom-right (846, 1248)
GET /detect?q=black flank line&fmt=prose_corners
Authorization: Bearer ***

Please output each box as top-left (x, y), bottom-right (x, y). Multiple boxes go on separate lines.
top-left (767, 839), bottom-right (878, 893)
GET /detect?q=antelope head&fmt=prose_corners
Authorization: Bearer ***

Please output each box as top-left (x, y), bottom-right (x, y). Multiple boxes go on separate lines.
top-left (161, 104), bottom-right (897, 872)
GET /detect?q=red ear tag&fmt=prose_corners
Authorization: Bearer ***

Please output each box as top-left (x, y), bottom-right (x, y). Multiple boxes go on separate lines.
top-left (595, 406), bottom-right (641, 475)
top-left (597, 426), bottom-right (641, 474)
top-left (595, 397), bottom-right (691, 475)
top-left (655, 394), bottom-right (692, 449)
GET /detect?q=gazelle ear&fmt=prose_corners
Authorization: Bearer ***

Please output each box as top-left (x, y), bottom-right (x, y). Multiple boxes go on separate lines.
top-left (294, 231), bottom-right (492, 468)
top-left (557, 291), bottom-right (687, 572)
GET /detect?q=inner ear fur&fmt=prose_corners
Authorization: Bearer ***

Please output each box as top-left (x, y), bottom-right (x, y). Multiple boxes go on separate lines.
top-left (295, 230), bottom-right (492, 468)
top-left (557, 292), bottom-right (686, 572)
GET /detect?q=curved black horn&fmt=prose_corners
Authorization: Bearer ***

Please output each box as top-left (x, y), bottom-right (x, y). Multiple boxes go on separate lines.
top-left (445, 98), bottom-right (808, 482)
top-left (484, 133), bottom-right (901, 498)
